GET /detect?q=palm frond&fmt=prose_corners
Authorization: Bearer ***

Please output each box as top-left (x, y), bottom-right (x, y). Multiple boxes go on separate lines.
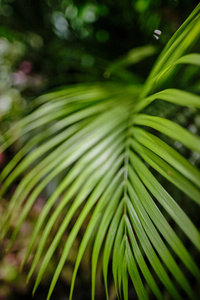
top-left (1, 4), bottom-right (200, 300)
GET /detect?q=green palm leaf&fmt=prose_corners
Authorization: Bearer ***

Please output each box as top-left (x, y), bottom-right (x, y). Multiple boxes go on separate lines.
top-left (1, 4), bottom-right (200, 300)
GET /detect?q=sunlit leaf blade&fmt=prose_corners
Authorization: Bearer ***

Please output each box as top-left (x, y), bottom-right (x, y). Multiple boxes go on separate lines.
top-left (90, 182), bottom-right (123, 300)
top-left (31, 151), bottom-right (124, 287)
top-left (1, 106), bottom-right (129, 236)
top-left (0, 99), bottom-right (122, 193)
top-left (128, 174), bottom-right (196, 299)
top-left (132, 127), bottom-right (200, 188)
top-left (112, 217), bottom-right (124, 298)
top-left (125, 216), bottom-right (163, 300)
top-left (142, 3), bottom-right (200, 97)
top-left (22, 132), bottom-right (124, 269)
top-left (137, 89), bottom-right (200, 112)
top-left (45, 155), bottom-right (124, 300)
top-left (172, 53), bottom-right (200, 67)
top-left (9, 132), bottom-right (125, 252)
top-left (35, 153), bottom-right (121, 295)
top-left (103, 200), bottom-right (124, 299)
top-left (150, 53), bottom-right (200, 87)
top-left (129, 151), bottom-right (200, 255)
top-left (69, 176), bottom-right (123, 300)
top-left (126, 239), bottom-right (148, 300)
top-left (134, 114), bottom-right (200, 153)
top-left (121, 240), bottom-right (128, 300)
top-left (132, 139), bottom-right (200, 205)
top-left (126, 190), bottom-right (182, 300)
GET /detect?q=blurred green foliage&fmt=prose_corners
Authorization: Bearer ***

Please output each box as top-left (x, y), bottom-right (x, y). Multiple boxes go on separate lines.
top-left (1, 0), bottom-right (199, 136)
top-left (0, 1), bottom-right (200, 299)
top-left (0, 0), bottom-right (199, 99)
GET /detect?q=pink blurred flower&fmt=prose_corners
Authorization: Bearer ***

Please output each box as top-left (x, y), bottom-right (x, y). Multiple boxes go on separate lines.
top-left (19, 61), bottom-right (32, 74)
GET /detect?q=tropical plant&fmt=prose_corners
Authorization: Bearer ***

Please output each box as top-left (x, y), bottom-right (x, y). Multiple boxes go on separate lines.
top-left (1, 4), bottom-right (200, 300)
